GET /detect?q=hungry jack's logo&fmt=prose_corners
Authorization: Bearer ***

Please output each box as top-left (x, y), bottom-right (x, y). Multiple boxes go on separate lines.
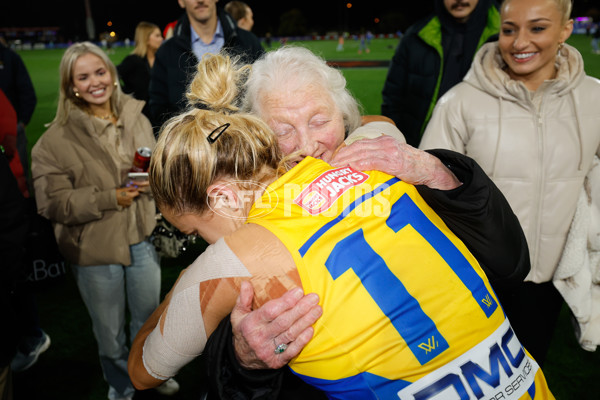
top-left (294, 167), bottom-right (369, 215)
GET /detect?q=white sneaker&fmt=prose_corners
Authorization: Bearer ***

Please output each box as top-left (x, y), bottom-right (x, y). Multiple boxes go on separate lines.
top-left (155, 378), bottom-right (180, 396)
top-left (11, 331), bottom-right (51, 372)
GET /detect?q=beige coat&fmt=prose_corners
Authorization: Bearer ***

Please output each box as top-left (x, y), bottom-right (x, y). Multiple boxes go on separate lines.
top-left (420, 42), bottom-right (600, 283)
top-left (31, 96), bottom-right (156, 266)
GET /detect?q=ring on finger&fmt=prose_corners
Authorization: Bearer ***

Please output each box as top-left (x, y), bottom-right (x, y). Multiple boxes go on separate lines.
top-left (274, 343), bottom-right (288, 354)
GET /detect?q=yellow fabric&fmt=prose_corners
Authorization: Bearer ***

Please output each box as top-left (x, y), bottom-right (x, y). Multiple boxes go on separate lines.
top-left (249, 157), bottom-right (554, 400)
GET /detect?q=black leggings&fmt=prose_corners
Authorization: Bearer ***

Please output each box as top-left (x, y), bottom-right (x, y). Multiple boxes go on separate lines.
top-left (496, 280), bottom-right (564, 366)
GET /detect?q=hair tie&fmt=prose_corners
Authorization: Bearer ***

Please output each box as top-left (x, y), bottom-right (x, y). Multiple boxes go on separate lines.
top-left (195, 101), bottom-right (211, 111)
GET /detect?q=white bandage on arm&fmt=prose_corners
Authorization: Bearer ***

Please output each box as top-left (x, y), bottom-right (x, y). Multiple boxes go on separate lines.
top-left (142, 316), bottom-right (202, 380)
top-left (141, 238), bottom-right (251, 379)
top-left (345, 121), bottom-right (406, 145)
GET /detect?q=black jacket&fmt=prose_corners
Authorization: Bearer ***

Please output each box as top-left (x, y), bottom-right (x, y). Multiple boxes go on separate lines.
top-left (0, 43), bottom-right (37, 125)
top-left (204, 149), bottom-right (530, 399)
top-left (381, 0), bottom-right (499, 147)
top-left (0, 152), bottom-right (29, 366)
top-left (117, 54), bottom-right (152, 120)
top-left (148, 9), bottom-right (264, 133)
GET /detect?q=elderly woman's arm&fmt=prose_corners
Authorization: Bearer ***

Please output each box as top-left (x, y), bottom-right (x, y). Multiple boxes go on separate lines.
top-left (332, 135), bottom-right (462, 190)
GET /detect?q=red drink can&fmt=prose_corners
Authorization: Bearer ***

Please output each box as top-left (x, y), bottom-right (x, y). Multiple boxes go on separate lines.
top-left (131, 147), bottom-right (151, 172)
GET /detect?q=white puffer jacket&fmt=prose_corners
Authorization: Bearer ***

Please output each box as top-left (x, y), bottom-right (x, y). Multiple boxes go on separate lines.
top-left (553, 156), bottom-right (600, 351)
top-left (420, 42), bottom-right (600, 283)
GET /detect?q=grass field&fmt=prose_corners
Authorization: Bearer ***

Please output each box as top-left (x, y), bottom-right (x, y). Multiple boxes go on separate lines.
top-left (11, 36), bottom-right (600, 399)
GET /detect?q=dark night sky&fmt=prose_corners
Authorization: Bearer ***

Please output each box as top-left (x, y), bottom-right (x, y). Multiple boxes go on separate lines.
top-left (1, 1), bottom-right (434, 40)
top-left (1, 1), bottom-right (597, 41)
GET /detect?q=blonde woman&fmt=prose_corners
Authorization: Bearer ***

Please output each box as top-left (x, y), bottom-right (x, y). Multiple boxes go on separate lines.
top-left (128, 52), bottom-right (554, 399)
top-left (117, 22), bottom-right (163, 119)
top-left (31, 42), bottom-right (178, 399)
top-left (224, 1), bottom-right (254, 31)
top-left (421, 0), bottom-right (600, 365)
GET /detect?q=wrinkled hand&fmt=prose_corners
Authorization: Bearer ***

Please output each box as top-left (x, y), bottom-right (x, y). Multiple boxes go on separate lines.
top-left (116, 187), bottom-right (140, 207)
top-left (331, 136), bottom-right (461, 190)
top-left (231, 281), bottom-right (323, 370)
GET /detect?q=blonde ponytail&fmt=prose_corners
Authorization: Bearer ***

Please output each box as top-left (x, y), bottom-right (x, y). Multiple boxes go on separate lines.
top-left (150, 52), bottom-right (286, 215)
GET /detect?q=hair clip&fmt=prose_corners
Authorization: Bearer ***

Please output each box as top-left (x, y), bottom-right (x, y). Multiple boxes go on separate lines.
top-left (207, 123), bottom-right (230, 144)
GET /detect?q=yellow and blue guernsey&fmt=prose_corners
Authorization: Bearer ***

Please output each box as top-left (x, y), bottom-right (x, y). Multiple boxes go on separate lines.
top-left (249, 157), bottom-right (554, 400)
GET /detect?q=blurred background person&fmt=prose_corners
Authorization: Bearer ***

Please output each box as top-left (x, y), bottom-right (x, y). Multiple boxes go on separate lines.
top-left (163, 20), bottom-right (178, 40)
top-left (0, 36), bottom-right (37, 194)
top-left (336, 33), bottom-right (344, 51)
top-left (30, 42), bottom-right (177, 400)
top-left (148, 0), bottom-right (263, 134)
top-left (0, 87), bottom-right (31, 400)
top-left (0, 88), bottom-right (50, 376)
top-left (117, 22), bottom-right (164, 120)
top-left (0, 89), bottom-right (28, 197)
top-left (381, 0), bottom-right (500, 146)
top-left (420, 0), bottom-right (599, 366)
top-left (0, 144), bottom-right (29, 400)
top-left (224, 1), bottom-right (254, 31)
top-left (592, 22), bottom-right (600, 54)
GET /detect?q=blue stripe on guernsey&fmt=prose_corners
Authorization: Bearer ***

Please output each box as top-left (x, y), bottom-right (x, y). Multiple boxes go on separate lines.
top-left (293, 370), bottom-right (412, 400)
top-left (325, 229), bottom-right (450, 365)
top-left (528, 382), bottom-right (536, 398)
top-left (298, 177), bottom-right (400, 257)
top-left (386, 194), bottom-right (498, 318)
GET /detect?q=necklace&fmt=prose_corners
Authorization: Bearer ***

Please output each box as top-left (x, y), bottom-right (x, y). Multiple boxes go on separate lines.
top-left (94, 112), bottom-right (115, 120)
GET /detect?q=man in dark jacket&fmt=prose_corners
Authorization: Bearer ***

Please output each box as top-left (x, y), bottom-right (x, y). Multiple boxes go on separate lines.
top-left (0, 40), bottom-right (37, 191)
top-left (0, 150), bottom-right (28, 397)
top-left (381, 0), bottom-right (500, 147)
top-left (148, 0), bottom-right (264, 134)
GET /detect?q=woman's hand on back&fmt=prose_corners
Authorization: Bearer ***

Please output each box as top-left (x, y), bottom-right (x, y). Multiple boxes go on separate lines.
top-left (231, 281), bottom-right (323, 369)
top-left (331, 136), bottom-right (462, 190)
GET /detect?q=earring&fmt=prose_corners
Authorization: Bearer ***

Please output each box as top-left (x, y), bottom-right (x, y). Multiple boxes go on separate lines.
top-left (74, 90), bottom-right (80, 97)
top-left (558, 42), bottom-right (564, 50)
top-left (114, 81), bottom-right (118, 87)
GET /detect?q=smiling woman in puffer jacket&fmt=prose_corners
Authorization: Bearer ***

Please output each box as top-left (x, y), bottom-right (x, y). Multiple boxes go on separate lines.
top-left (30, 42), bottom-right (170, 400)
top-left (420, 0), bottom-right (600, 367)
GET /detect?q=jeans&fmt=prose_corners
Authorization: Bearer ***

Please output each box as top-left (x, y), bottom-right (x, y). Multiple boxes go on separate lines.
top-left (73, 240), bottom-right (161, 400)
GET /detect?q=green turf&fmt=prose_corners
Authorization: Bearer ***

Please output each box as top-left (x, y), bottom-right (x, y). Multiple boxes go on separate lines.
top-left (12, 37), bottom-right (600, 399)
